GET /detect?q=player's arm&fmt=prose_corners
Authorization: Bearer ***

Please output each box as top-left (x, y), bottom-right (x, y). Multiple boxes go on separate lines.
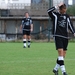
top-left (20, 19), bottom-right (24, 32)
top-left (31, 24), bottom-right (33, 32)
top-left (47, 6), bottom-right (56, 19)
top-left (47, 2), bottom-right (64, 19)
top-left (20, 25), bottom-right (22, 32)
top-left (74, 33), bottom-right (75, 37)
top-left (67, 16), bottom-right (75, 36)
top-left (30, 19), bottom-right (33, 32)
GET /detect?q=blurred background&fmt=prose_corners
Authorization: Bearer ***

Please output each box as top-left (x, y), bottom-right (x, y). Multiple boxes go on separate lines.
top-left (0, 0), bottom-right (75, 42)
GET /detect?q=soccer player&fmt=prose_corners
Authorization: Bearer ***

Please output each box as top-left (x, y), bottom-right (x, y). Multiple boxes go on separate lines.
top-left (47, 3), bottom-right (75, 75)
top-left (20, 12), bottom-right (33, 48)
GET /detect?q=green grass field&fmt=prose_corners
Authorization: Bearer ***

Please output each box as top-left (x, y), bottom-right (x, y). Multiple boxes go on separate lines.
top-left (0, 42), bottom-right (75, 75)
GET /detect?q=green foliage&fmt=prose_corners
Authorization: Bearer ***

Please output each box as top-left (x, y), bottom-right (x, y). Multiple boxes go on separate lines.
top-left (67, 5), bottom-right (75, 16)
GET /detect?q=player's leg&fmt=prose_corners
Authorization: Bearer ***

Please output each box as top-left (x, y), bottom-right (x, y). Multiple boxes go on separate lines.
top-left (27, 31), bottom-right (31, 48)
top-left (63, 51), bottom-right (66, 58)
top-left (53, 49), bottom-right (66, 69)
top-left (56, 38), bottom-right (68, 75)
top-left (53, 49), bottom-right (67, 75)
top-left (53, 37), bottom-right (61, 75)
top-left (53, 48), bottom-right (64, 75)
top-left (23, 30), bottom-right (27, 48)
top-left (23, 35), bottom-right (27, 48)
top-left (57, 49), bottom-right (67, 75)
top-left (27, 35), bottom-right (31, 48)
top-left (53, 37), bottom-right (67, 75)
top-left (63, 38), bottom-right (68, 58)
top-left (58, 49), bottom-right (68, 75)
top-left (62, 39), bottom-right (68, 75)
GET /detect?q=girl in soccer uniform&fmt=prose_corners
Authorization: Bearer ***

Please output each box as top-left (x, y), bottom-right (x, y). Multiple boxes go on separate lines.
top-left (20, 12), bottom-right (33, 48)
top-left (47, 3), bottom-right (75, 75)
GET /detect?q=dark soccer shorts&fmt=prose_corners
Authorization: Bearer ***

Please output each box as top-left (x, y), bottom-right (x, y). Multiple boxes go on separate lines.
top-left (23, 30), bottom-right (30, 36)
top-left (55, 36), bottom-right (68, 50)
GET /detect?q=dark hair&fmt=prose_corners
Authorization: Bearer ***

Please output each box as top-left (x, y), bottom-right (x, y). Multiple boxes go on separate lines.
top-left (59, 4), bottom-right (66, 10)
top-left (24, 12), bottom-right (29, 15)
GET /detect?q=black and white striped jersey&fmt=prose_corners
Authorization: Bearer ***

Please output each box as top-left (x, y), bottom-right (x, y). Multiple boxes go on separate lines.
top-left (47, 7), bottom-right (75, 39)
top-left (21, 17), bottom-right (33, 31)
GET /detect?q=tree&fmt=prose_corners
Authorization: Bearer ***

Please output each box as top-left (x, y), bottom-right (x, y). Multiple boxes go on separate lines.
top-left (67, 5), bottom-right (75, 16)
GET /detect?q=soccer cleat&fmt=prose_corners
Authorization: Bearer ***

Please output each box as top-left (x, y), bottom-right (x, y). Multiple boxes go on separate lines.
top-left (63, 72), bottom-right (68, 75)
top-left (53, 69), bottom-right (58, 75)
top-left (23, 46), bottom-right (26, 48)
top-left (28, 45), bottom-right (30, 48)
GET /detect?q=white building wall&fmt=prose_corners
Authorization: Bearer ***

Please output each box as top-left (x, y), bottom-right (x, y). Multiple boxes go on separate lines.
top-left (0, 0), bottom-right (7, 9)
top-left (53, 0), bottom-right (64, 6)
top-left (10, 0), bottom-right (31, 3)
top-left (0, 0), bottom-right (31, 9)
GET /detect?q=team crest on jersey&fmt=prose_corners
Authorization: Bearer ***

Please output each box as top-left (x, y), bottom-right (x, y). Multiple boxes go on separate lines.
top-left (58, 20), bottom-right (66, 28)
top-left (63, 16), bottom-right (66, 19)
top-left (60, 16), bottom-right (66, 19)
top-left (27, 19), bottom-right (30, 21)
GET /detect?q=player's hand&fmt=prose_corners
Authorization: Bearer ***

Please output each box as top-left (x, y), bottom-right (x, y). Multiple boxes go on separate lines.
top-left (55, 2), bottom-right (64, 9)
top-left (58, 2), bottom-right (64, 7)
top-left (30, 28), bottom-right (33, 32)
top-left (20, 29), bottom-right (22, 33)
top-left (20, 25), bottom-right (22, 33)
top-left (74, 33), bottom-right (75, 37)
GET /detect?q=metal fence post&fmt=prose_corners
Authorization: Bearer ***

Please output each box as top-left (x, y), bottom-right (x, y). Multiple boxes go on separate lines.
top-left (48, 0), bottom-right (53, 42)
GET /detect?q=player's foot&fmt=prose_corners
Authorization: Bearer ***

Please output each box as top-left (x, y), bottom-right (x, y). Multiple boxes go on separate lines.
top-left (23, 46), bottom-right (26, 48)
top-left (53, 69), bottom-right (58, 75)
top-left (28, 45), bottom-right (30, 48)
top-left (63, 72), bottom-right (68, 75)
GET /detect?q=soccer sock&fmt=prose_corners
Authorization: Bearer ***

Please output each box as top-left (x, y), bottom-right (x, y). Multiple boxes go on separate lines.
top-left (57, 56), bottom-right (66, 74)
top-left (54, 59), bottom-right (60, 71)
top-left (60, 65), bottom-right (66, 74)
top-left (23, 39), bottom-right (26, 47)
top-left (28, 39), bottom-right (31, 46)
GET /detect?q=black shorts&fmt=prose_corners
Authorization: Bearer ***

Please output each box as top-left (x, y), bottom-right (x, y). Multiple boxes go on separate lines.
top-left (55, 36), bottom-right (68, 50)
top-left (23, 30), bottom-right (30, 35)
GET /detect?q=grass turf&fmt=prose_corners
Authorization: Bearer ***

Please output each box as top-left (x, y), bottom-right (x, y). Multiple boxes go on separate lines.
top-left (0, 42), bottom-right (75, 75)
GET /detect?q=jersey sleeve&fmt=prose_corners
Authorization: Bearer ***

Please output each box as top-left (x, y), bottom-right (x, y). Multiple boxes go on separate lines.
top-left (67, 16), bottom-right (75, 34)
top-left (30, 18), bottom-right (33, 25)
top-left (47, 6), bottom-right (57, 20)
top-left (21, 19), bottom-right (24, 25)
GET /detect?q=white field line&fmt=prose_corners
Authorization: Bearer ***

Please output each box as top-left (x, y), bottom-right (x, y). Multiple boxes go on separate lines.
top-left (0, 58), bottom-right (75, 64)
